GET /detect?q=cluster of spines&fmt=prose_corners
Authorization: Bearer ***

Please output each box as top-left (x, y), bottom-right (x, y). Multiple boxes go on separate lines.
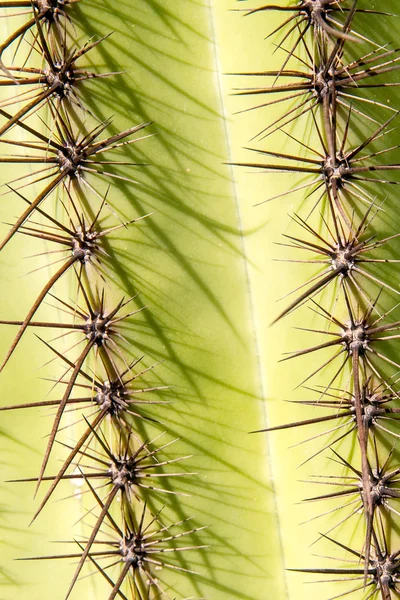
top-left (0, 2), bottom-right (204, 598)
top-left (236, 1), bottom-right (400, 598)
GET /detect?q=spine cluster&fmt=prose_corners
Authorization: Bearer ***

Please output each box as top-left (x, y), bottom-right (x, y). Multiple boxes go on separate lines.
top-left (0, 2), bottom-right (203, 598)
top-left (236, 1), bottom-right (400, 598)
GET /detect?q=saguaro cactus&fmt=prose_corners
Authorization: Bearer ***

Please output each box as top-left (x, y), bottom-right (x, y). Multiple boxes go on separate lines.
top-left (228, 1), bottom-right (400, 599)
top-left (1, 1), bottom-right (400, 599)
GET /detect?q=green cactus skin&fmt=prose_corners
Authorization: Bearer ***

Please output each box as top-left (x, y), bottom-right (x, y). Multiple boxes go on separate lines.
top-left (0, 1), bottom-right (287, 599)
top-left (3, 1), bottom-right (400, 599)
top-left (222, 1), bottom-right (400, 599)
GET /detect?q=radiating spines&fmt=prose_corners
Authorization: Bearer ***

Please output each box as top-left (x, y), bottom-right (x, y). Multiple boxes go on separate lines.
top-left (278, 287), bottom-right (400, 580)
top-left (238, 0), bottom-right (367, 77)
top-left (282, 289), bottom-right (400, 391)
top-left (236, 2), bottom-right (400, 598)
top-left (289, 529), bottom-right (400, 599)
top-left (0, 22), bottom-right (115, 137)
top-left (21, 499), bottom-right (207, 600)
top-left (0, 104), bottom-right (150, 252)
top-left (233, 109), bottom-right (400, 221)
top-left (0, 186), bottom-right (149, 372)
top-left (233, 37), bottom-right (400, 138)
top-left (16, 426), bottom-right (195, 597)
top-left (271, 204), bottom-right (400, 324)
top-left (253, 377), bottom-right (400, 459)
top-left (0, 277), bottom-right (147, 501)
top-left (0, 275), bottom-right (145, 368)
top-left (0, 0), bottom-right (82, 77)
top-left (302, 442), bottom-right (400, 570)
top-left (5, 351), bottom-right (170, 510)
top-left (0, 1), bottom-right (207, 598)
top-left (0, 347), bottom-right (167, 421)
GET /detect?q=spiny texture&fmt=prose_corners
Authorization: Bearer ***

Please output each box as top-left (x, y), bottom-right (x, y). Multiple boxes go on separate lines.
top-left (235, 1), bottom-right (400, 598)
top-left (0, 2), bottom-right (207, 598)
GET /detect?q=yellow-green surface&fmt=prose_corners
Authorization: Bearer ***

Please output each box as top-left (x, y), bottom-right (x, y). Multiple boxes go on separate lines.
top-left (1, 1), bottom-right (400, 599)
top-left (0, 1), bottom-right (285, 599)
top-left (217, 2), bottom-right (400, 600)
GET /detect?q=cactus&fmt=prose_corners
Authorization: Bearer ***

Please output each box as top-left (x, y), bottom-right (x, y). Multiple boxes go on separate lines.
top-left (2, 1), bottom-right (400, 599)
top-left (229, 1), bottom-right (400, 599)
